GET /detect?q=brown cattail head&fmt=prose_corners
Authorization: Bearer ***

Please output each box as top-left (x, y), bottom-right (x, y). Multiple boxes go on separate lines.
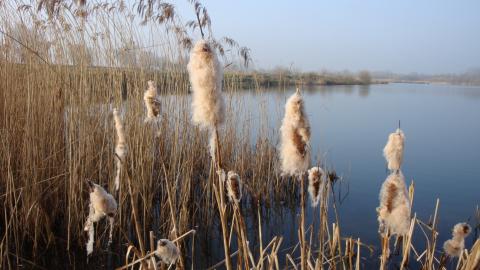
top-left (444, 222), bottom-right (472, 257)
top-left (113, 108), bottom-right (127, 191)
top-left (383, 128), bottom-right (405, 171)
top-left (84, 179), bottom-right (117, 255)
top-left (88, 180), bottom-right (117, 217)
top-left (308, 167), bottom-right (324, 207)
top-left (156, 239), bottom-right (180, 265)
top-left (187, 40), bottom-right (225, 128)
top-left (377, 171), bottom-right (410, 236)
top-left (279, 89), bottom-right (311, 176)
top-left (226, 171), bottom-right (242, 204)
top-left (144, 80), bottom-right (160, 122)
top-left (453, 222), bottom-right (472, 238)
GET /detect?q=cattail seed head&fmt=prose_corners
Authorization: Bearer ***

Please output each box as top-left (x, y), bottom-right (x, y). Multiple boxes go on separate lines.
top-left (443, 222), bottom-right (472, 257)
top-left (84, 180), bottom-right (117, 255)
top-left (279, 89), bottom-right (311, 177)
top-left (226, 171), bottom-right (242, 204)
top-left (187, 40), bottom-right (225, 128)
top-left (113, 108), bottom-right (127, 191)
top-left (156, 239), bottom-right (180, 265)
top-left (88, 180), bottom-right (117, 217)
top-left (383, 128), bottom-right (405, 171)
top-left (144, 80), bottom-right (160, 122)
top-left (377, 171), bottom-right (410, 236)
top-left (308, 167), bottom-right (324, 207)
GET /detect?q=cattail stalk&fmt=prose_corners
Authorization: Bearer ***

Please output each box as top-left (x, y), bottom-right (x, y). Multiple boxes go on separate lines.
top-left (113, 108), bottom-right (127, 191)
top-left (143, 80), bottom-right (160, 122)
top-left (279, 89), bottom-right (311, 270)
top-left (188, 39), bottom-right (231, 270)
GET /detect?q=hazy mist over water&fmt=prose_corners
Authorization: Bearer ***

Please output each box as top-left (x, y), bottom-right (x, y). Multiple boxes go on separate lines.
top-left (174, 0), bottom-right (480, 74)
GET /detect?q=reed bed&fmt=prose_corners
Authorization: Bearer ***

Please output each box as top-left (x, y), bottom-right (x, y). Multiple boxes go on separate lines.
top-left (1, 1), bottom-right (479, 269)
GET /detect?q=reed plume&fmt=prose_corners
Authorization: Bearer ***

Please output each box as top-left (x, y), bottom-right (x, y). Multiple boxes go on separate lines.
top-left (279, 89), bottom-right (311, 176)
top-left (308, 167), bottom-right (324, 207)
top-left (187, 39), bottom-right (225, 128)
top-left (113, 108), bottom-right (127, 191)
top-left (144, 80), bottom-right (160, 122)
top-left (377, 171), bottom-right (411, 236)
top-left (226, 171), bottom-right (242, 204)
top-left (155, 239), bottom-right (180, 265)
top-left (84, 180), bottom-right (117, 255)
top-left (383, 128), bottom-right (405, 171)
top-left (443, 222), bottom-right (471, 257)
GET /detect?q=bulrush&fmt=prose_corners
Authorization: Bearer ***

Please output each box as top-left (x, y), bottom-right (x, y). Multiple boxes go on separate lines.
top-left (377, 171), bottom-right (411, 236)
top-left (84, 180), bottom-right (117, 255)
top-left (143, 80), bottom-right (160, 122)
top-left (279, 89), bottom-right (311, 177)
top-left (383, 128), bottom-right (405, 171)
top-left (113, 108), bottom-right (127, 191)
top-left (187, 39), bottom-right (225, 128)
top-left (443, 222), bottom-right (472, 257)
top-left (308, 167), bottom-right (324, 207)
top-left (226, 171), bottom-right (242, 204)
top-left (155, 239), bottom-right (180, 265)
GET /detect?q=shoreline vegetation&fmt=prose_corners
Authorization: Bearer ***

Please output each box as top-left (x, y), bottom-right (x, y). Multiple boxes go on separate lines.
top-left (1, 0), bottom-right (480, 270)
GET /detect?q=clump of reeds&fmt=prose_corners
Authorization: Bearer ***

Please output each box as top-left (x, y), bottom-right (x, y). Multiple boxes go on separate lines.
top-left (443, 222), bottom-right (472, 257)
top-left (84, 180), bottom-right (117, 255)
top-left (143, 80), bottom-right (160, 122)
top-left (113, 108), bottom-right (127, 191)
top-left (155, 239), bottom-right (180, 265)
top-left (383, 128), bottom-right (405, 171)
top-left (308, 166), bottom-right (324, 207)
top-left (187, 39), bottom-right (225, 128)
top-left (279, 88), bottom-right (310, 177)
top-left (226, 171), bottom-right (242, 204)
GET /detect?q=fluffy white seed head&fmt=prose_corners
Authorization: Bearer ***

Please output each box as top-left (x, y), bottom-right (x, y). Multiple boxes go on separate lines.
top-left (227, 171), bottom-right (242, 204)
top-left (377, 171), bottom-right (411, 236)
top-left (144, 80), bottom-right (160, 122)
top-left (113, 108), bottom-right (127, 159)
top-left (443, 222), bottom-right (472, 257)
top-left (383, 128), bottom-right (405, 171)
top-left (156, 239), bottom-right (180, 265)
top-left (279, 89), bottom-right (311, 177)
top-left (88, 181), bottom-right (117, 217)
top-left (84, 180), bottom-right (117, 255)
top-left (187, 40), bottom-right (225, 128)
top-left (308, 167), bottom-right (325, 207)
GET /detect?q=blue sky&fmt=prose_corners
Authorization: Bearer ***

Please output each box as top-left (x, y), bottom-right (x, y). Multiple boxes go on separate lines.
top-left (174, 0), bottom-right (480, 74)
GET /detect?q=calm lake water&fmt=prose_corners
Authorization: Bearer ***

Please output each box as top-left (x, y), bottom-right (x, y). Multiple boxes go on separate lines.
top-left (204, 83), bottom-right (480, 268)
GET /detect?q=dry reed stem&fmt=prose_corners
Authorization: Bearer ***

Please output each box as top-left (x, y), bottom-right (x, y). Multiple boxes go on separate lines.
top-left (299, 175), bottom-right (307, 270)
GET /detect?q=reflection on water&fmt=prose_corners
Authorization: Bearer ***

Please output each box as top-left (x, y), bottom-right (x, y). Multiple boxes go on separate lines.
top-left (224, 83), bottom-right (480, 268)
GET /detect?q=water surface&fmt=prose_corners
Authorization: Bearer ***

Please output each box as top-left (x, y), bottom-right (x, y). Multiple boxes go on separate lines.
top-left (224, 83), bottom-right (480, 268)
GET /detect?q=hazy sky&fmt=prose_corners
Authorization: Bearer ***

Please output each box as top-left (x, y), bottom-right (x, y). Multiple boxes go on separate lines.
top-left (175, 0), bottom-right (480, 74)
